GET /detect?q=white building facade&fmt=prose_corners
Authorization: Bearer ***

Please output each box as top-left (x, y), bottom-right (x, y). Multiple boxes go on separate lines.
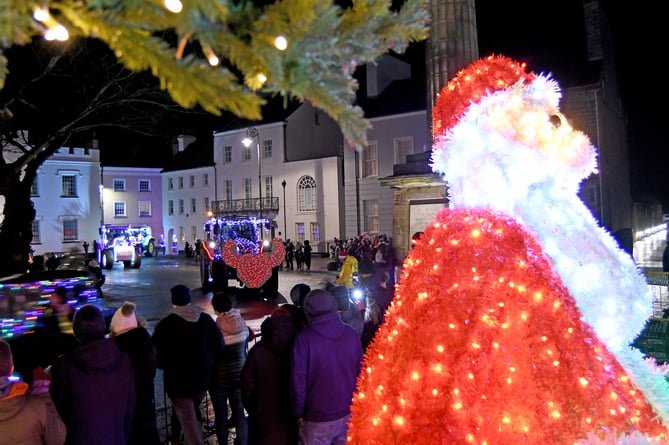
top-left (161, 165), bottom-right (216, 254)
top-left (30, 147), bottom-right (102, 256)
top-left (342, 110), bottom-right (432, 241)
top-left (213, 122), bottom-right (343, 253)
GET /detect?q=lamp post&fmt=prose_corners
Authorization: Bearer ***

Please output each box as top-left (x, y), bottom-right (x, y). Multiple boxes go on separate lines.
top-left (242, 127), bottom-right (262, 223)
top-left (281, 179), bottom-right (287, 238)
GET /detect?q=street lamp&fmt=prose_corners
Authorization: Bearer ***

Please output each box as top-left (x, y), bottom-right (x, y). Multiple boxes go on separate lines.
top-left (242, 127), bottom-right (262, 223)
top-left (281, 179), bottom-right (287, 238)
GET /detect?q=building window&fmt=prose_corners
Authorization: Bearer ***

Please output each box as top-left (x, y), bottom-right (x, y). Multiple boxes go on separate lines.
top-left (295, 222), bottom-right (305, 243)
top-left (113, 178), bottom-right (126, 191)
top-left (242, 146), bottom-right (252, 161)
top-left (263, 139), bottom-right (272, 159)
top-left (191, 225), bottom-right (197, 241)
top-left (179, 199), bottom-right (185, 215)
top-left (168, 177), bottom-right (174, 190)
top-left (31, 220), bottom-right (41, 244)
top-left (265, 176), bottom-right (273, 199)
top-left (203, 173), bottom-right (209, 187)
top-left (168, 200), bottom-right (174, 216)
top-left (363, 199), bottom-right (379, 235)
top-left (139, 201), bottom-right (152, 217)
top-left (191, 198), bottom-right (197, 214)
top-left (114, 201), bottom-right (127, 217)
top-left (224, 145), bottom-right (232, 163)
top-left (310, 222), bottom-right (321, 244)
top-left (178, 177), bottom-right (184, 189)
top-left (63, 219), bottom-right (78, 242)
top-left (394, 136), bottom-right (414, 164)
top-left (179, 226), bottom-right (185, 242)
top-left (297, 175), bottom-right (317, 212)
top-left (61, 174), bottom-right (77, 197)
top-left (362, 141), bottom-right (378, 178)
top-left (138, 179), bottom-right (151, 192)
top-left (189, 175), bottom-right (195, 188)
top-left (204, 197), bottom-right (210, 212)
top-left (244, 178), bottom-right (253, 207)
top-left (224, 180), bottom-right (232, 201)
top-left (30, 178), bottom-right (39, 196)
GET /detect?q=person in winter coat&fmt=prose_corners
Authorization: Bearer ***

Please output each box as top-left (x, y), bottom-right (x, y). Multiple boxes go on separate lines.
top-left (335, 252), bottom-right (359, 289)
top-left (327, 284), bottom-right (364, 339)
top-left (110, 301), bottom-right (160, 445)
top-left (0, 340), bottom-right (66, 445)
top-left (152, 284), bottom-right (223, 445)
top-left (290, 289), bottom-right (363, 445)
top-left (210, 292), bottom-right (250, 445)
top-left (49, 304), bottom-right (136, 445)
top-left (241, 307), bottom-right (300, 445)
top-left (303, 240), bottom-right (313, 271)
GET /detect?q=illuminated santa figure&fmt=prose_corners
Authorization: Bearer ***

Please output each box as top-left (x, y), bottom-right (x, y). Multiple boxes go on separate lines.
top-left (347, 55), bottom-right (669, 444)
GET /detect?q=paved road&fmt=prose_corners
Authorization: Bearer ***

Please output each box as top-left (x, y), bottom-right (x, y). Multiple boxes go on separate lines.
top-left (101, 253), bottom-right (338, 332)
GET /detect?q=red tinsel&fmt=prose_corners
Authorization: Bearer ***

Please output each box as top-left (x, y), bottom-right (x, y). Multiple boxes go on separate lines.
top-left (347, 208), bottom-right (668, 444)
top-left (432, 54), bottom-right (535, 138)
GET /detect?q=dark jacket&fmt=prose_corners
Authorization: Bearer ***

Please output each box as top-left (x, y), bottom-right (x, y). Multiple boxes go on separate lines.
top-left (49, 338), bottom-right (135, 445)
top-left (242, 314), bottom-right (299, 445)
top-left (0, 378), bottom-right (66, 445)
top-left (152, 305), bottom-right (223, 397)
top-left (114, 327), bottom-right (160, 445)
top-left (290, 312), bottom-right (363, 422)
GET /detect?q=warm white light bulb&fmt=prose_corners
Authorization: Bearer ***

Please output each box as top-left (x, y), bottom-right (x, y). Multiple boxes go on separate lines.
top-left (164, 0), bottom-right (183, 13)
top-left (33, 7), bottom-right (49, 22)
top-left (274, 36), bottom-right (288, 51)
top-left (256, 73), bottom-right (267, 84)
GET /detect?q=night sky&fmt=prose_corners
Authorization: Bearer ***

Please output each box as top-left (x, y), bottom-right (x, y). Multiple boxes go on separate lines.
top-left (475, 0), bottom-right (667, 207)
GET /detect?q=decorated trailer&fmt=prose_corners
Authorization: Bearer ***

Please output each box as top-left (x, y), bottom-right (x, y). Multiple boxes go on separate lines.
top-left (200, 216), bottom-right (284, 296)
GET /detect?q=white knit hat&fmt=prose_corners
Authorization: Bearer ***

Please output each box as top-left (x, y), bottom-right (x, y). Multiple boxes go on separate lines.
top-left (110, 301), bottom-right (138, 335)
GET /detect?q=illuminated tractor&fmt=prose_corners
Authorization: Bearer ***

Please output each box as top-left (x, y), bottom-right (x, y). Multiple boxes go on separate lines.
top-left (97, 225), bottom-right (142, 270)
top-left (200, 216), bottom-right (283, 296)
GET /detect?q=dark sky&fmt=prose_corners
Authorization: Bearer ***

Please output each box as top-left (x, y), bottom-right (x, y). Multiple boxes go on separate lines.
top-left (475, 0), bottom-right (667, 206)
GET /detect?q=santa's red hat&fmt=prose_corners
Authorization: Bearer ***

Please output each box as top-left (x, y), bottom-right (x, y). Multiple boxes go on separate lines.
top-left (432, 55), bottom-right (535, 137)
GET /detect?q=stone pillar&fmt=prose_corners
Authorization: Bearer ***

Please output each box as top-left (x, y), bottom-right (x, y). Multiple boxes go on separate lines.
top-left (427, 0), bottom-right (479, 125)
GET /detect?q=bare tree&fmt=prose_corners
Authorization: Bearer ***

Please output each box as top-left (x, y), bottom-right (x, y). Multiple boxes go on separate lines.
top-left (0, 38), bottom-right (190, 274)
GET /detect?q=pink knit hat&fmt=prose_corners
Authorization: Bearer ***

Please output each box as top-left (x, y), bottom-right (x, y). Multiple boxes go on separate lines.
top-left (110, 301), bottom-right (138, 335)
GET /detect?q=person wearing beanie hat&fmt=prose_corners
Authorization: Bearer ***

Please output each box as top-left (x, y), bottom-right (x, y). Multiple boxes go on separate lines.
top-left (241, 307), bottom-right (301, 445)
top-left (152, 284), bottom-right (223, 445)
top-left (49, 304), bottom-right (136, 444)
top-left (0, 340), bottom-right (66, 445)
top-left (290, 288), bottom-right (363, 444)
top-left (327, 284), bottom-right (364, 337)
top-left (110, 301), bottom-right (139, 336)
top-left (209, 291), bottom-right (251, 445)
top-left (110, 302), bottom-right (160, 445)
top-left (289, 283), bottom-right (311, 308)
top-left (170, 284), bottom-right (192, 306)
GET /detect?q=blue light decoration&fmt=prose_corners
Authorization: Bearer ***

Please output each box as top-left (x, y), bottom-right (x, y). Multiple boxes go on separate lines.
top-left (0, 274), bottom-right (102, 339)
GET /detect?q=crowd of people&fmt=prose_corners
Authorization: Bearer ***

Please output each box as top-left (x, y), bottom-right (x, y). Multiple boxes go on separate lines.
top-left (0, 231), bottom-right (404, 445)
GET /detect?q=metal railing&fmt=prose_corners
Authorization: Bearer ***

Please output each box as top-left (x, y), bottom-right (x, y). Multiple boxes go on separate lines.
top-left (210, 197), bottom-right (279, 215)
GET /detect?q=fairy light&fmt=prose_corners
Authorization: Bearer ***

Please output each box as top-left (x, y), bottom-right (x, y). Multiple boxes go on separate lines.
top-left (205, 47), bottom-right (220, 66)
top-left (347, 207), bottom-right (669, 443)
top-left (32, 6), bottom-right (69, 41)
top-left (163, 0), bottom-right (183, 13)
top-left (274, 35), bottom-right (288, 50)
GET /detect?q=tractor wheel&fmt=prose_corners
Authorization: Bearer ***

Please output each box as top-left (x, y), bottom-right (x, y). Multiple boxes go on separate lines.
top-left (145, 240), bottom-right (155, 257)
top-left (103, 250), bottom-right (114, 270)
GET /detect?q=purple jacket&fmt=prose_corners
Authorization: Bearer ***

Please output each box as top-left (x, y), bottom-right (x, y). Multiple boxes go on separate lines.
top-left (49, 338), bottom-right (135, 445)
top-left (290, 312), bottom-right (363, 422)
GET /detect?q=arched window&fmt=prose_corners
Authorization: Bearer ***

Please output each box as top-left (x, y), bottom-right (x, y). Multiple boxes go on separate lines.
top-left (297, 175), bottom-right (317, 212)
